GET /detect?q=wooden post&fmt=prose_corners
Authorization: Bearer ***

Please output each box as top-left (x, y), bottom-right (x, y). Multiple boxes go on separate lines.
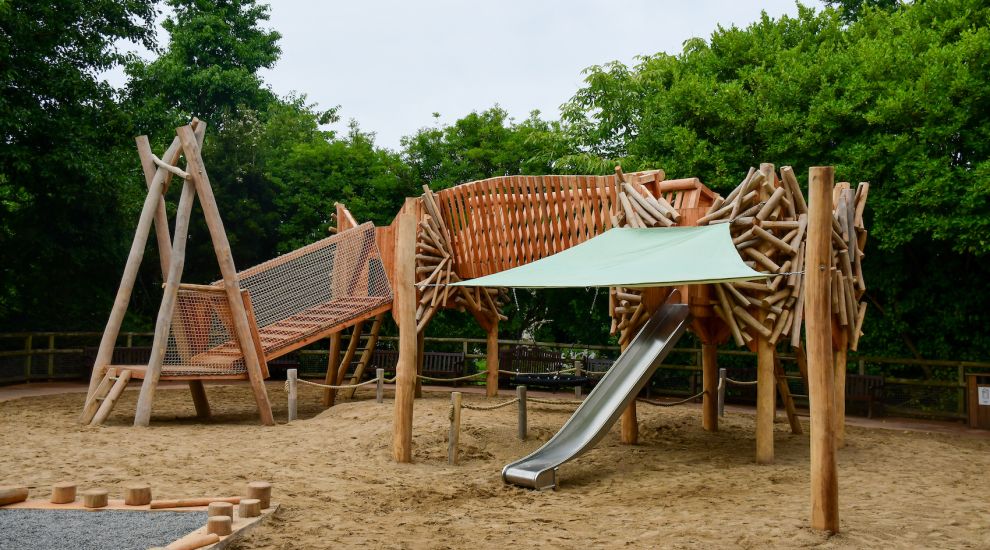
top-left (322, 332), bottom-right (342, 407)
top-left (207, 516), bottom-right (232, 536)
top-left (756, 163), bottom-right (776, 464)
top-left (376, 368), bottom-right (385, 403)
top-left (82, 489), bottom-right (108, 509)
top-left (448, 391), bottom-right (462, 465)
top-left (47, 335), bottom-right (55, 378)
top-left (329, 321), bottom-right (364, 406)
top-left (807, 166), bottom-right (839, 533)
top-left (133, 175), bottom-right (197, 427)
top-left (124, 484), bottom-right (152, 506)
top-left (415, 330), bottom-right (425, 398)
top-left (84, 134), bottom-right (187, 406)
top-left (702, 342), bottom-right (718, 431)
top-left (24, 335), bottom-right (32, 381)
top-left (287, 369), bottom-right (298, 422)
top-left (834, 331), bottom-right (848, 447)
top-left (239, 498), bottom-right (261, 518)
top-left (51, 483), bottom-right (76, 504)
top-left (207, 501), bottom-right (234, 518)
top-left (486, 321), bottom-right (499, 398)
top-left (517, 385), bottom-right (527, 440)
top-left (718, 367), bottom-right (727, 416)
top-left (392, 199), bottom-right (418, 463)
top-left (188, 380), bottom-right (210, 418)
top-left (246, 481), bottom-right (271, 509)
top-left (756, 337), bottom-right (775, 464)
top-left (574, 359), bottom-right (582, 398)
top-left (91, 369), bottom-right (132, 425)
top-left (177, 124), bottom-right (274, 426)
top-left (619, 340), bottom-right (638, 444)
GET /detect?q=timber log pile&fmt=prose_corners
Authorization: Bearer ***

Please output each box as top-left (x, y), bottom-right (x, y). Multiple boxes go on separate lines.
top-left (609, 168), bottom-right (680, 346)
top-left (416, 186), bottom-right (508, 331)
top-left (698, 164), bottom-right (869, 350)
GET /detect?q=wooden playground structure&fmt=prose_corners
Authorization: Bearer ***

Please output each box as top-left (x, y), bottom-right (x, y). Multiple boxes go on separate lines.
top-left (85, 119), bottom-right (868, 533)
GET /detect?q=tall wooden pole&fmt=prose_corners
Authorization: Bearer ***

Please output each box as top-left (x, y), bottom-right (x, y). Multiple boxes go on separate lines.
top-left (807, 166), bottom-right (839, 532)
top-left (755, 163), bottom-right (776, 464)
top-left (619, 340), bottom-right (638, 444)
top-left (176, 124), bottom-right (274, 426)
top-left (392, 199), bottom-right (418, 462)
top-left (702, 341), bottom-right (718, 432)
top-left (133, 176), bottom-right (197, 426)
top-left (486, 321), bottom-right (499, 398)
top-left (834, 330), bottom-right (849, 447)
top-left (83, 135), bottom-right (185, 407)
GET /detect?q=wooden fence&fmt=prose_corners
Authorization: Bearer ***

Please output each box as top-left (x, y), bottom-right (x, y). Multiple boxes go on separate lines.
top-left (2, 331), bottom-right (988, 420)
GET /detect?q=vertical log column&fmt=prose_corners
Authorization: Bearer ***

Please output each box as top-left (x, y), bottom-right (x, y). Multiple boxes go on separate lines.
top-left (392, 199), bottom-right (418, 462)
top-left (619, 341), bottom-right (638, 444)
top-left (702, 341), bottom-right (719, 432)
top-left (807, 166), bottom-right (839, 533)
top-left (834, 330), bottom-right (849, 448)
top-left (486, 321), bottom-right (499, 398)
top-left (755, 163), bottom-right (776, 464)
top-left (176, 124), bottom-right (274, 426)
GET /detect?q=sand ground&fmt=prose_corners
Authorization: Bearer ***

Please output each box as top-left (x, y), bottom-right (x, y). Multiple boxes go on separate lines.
top-left (1, 382), bottom-right (988, 549)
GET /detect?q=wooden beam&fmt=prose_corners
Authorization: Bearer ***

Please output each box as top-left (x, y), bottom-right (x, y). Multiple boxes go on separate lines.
top-left (807, 166), bottom-right (839, 533)
top-left (702, 341), bottom-right (719, 432)
top-left (188, 380), bottom-right (210, 418)
top-left (756, 334), bottom-right (775, 464)
top-left (133, 176), bottom-right (198, 427)
top-left (176, 124), bottom-right (273, 426)
top-left (486, 321), bottom-right (499, 398)
top-left (392, 198), bottom-right (418, 463)
top-left (322, 332), bottom-right (342, 407)
top-left (83, 134), bottom-right (185, 414)
top-left (619, 339), bottom-right (638, 444)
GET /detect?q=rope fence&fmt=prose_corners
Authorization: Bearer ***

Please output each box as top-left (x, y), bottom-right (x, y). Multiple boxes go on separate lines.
top-left (719, 367), bottom-right (755, 417)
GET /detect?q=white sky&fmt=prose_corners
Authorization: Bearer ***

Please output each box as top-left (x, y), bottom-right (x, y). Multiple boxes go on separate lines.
top-left (109, 1), bottom-right (825, 150)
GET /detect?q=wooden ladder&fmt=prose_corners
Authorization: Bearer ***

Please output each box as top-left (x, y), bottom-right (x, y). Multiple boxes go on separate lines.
top-left (774, 354), bottom-right (804, 434)
top-left (80, 368), bottom-right (133, 426)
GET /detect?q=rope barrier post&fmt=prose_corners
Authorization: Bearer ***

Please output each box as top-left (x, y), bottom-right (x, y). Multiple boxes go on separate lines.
top-left (287, 369), bottom-right (298, 423)
top-left (718, 368), bottom-right (727, 417)
top-left (448, 392), bottom-right (462, 465)
top-left (517, 385), bottom-right (527, 441)
top-left (376, 368), bottom-right (384, 404)
top-left (573, 359), bottom-right (582, 399)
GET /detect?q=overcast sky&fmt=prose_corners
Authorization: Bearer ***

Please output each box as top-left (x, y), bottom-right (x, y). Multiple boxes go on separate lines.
top-left (111, 1), bottom-right (826, 150)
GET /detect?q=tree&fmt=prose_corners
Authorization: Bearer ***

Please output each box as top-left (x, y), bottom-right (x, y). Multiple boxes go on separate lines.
top-left (554, 0), bottom-right (990, 359)
top-left (0, 0), bottom-right (158, 330)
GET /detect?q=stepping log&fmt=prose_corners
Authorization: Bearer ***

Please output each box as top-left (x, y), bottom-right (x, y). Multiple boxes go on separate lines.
top-left (51, 482), bottom-right (76, 504)
top-left (124, 483), bottom-right (152, 506)
top-left (0, 486), bottom-right (28, 506)
top-left (82, 488), bottom-right (109, 508)
top-left (238, 498), bottom-right (261, 518)
top-left (246, 481), bottom-right (271, 509)
top-left (207, 501), bottom-right (233, 518)
top-left (206, 515), bottom-right (232, 536)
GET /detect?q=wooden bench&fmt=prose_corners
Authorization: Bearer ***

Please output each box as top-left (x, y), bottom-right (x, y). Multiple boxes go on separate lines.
top-left (846, 373), bottom-right (884, 418)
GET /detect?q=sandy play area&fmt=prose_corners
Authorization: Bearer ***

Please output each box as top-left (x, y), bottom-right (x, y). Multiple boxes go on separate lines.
top-left (1, 382), bottom-right (988, 549)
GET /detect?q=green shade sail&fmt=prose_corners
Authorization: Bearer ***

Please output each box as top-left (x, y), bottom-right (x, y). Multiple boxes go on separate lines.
top-left (450, 224), bottom-right (764, 289)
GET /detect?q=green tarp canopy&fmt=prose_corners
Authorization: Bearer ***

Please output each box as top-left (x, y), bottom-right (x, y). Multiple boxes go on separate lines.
top-left (450, 224), bottom-right (764, 289)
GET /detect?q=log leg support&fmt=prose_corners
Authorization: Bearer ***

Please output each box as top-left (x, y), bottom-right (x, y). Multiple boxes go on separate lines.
top-left (188, 380), bottom-right (211, 418)
top-left (486, 322), bottom-right (499, 398)
top-left (702, 342), bottom-right (718, 432)
top-left (621, 402), bottom-right (638, 444)
top-left (756, 335), bottom-right (775, 464)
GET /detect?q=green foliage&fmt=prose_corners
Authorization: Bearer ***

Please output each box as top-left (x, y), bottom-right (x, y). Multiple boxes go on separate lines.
top-left (554, 0), bottom-right (990, 359)
top-left (0, 0), bottom-right (158, 329)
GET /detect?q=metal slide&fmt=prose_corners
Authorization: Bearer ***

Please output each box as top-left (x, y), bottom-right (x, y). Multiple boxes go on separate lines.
top-left (502, 302), bottom-right (691, 490)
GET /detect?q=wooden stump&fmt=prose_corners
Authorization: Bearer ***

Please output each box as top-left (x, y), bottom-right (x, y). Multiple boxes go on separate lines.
top-left (124, 483), bottom-right (152, 506)
top-left (82, 489), bottom-right (108, 509)
top-left (0, 486), bottom-right (28, 506)
top-left (206, 515), bottom-right (232, 536)
top-left (238, 498), bottom-right (261, 518)
top-left (246, 481), bottom-right (271, 509)
top-left (51, 482), bottom-right (76, 504)
top-left (207, 501), bottom-right (234, 518)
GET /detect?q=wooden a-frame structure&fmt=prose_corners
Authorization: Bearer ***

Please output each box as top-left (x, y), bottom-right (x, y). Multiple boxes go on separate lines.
top-left (82, 119), bottom-right (393, 426)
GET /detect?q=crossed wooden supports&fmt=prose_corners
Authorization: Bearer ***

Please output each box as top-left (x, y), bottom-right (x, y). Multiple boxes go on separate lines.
top-left (81, 120), bottom-right (274, 427)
